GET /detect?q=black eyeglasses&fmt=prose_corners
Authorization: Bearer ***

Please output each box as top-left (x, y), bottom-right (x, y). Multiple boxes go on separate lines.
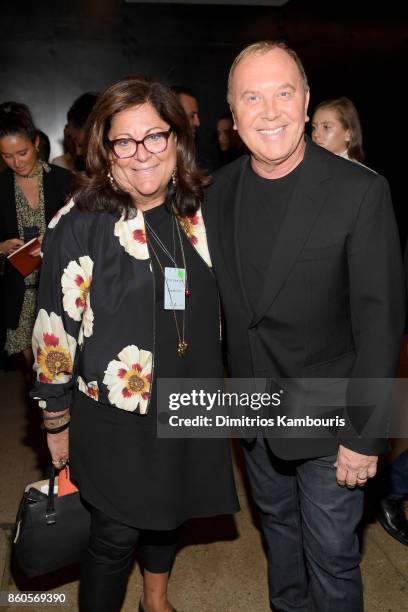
top-left (106, 128), bottom-right (173, 159)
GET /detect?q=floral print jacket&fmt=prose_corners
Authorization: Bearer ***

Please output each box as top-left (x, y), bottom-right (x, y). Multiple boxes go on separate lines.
top-left (32, 199), bottom-right (211, 414)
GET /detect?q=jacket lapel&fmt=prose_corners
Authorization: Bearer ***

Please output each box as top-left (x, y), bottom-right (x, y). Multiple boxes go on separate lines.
top-left (232, 157), bottom-right (258, 319)
top-left (250, 140), bottom-right (331, 328)
top-left (211, 156), bottom-right (253, 318)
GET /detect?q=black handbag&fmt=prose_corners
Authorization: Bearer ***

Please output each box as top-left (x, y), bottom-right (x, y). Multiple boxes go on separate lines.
top-left (13, 466), bottom-right (91, 577)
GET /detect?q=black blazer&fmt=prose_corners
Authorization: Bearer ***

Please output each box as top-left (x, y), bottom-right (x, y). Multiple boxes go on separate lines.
top-left (0, 165), bottom-right (72, 329)
top-left (203, 138), bottom-right (405, 460)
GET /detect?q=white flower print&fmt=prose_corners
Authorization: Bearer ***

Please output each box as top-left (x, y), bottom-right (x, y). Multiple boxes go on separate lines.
top-left (32, 310), bottom-right (77, 384)
top-left (61, 255), bottom-right (94, 343)
top-left (48, 199), bottom-right (75, 229)
top-left (114, 209), bottom-right (149, 261)
top-left (178, 207), bottom-right (212, 267)
top-left (103, 345), bottom-right (152, 413)
top-left (77, 376), bottom-right (99, 401)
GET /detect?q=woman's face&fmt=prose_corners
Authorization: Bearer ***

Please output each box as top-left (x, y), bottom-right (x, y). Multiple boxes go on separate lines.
top-left (311, 107), bottom-right (350, 156)
top-left (0, 133), bottom-right (39, 176)
top-left (217, 117), bottom-right (234, 151)
top-left (107, 103), bottom-right (177, 209)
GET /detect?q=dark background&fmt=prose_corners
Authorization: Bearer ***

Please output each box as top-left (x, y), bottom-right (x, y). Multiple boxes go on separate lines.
top-left (1, 0), bottom-right (407, 244)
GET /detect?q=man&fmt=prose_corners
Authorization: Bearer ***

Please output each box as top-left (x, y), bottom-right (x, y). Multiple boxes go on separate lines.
top-left (172, 85), bottom-right (214, 169)
top-left (172, 85), bottom-right (200, 138)
top-left (203, 41), bottom-right (405, 612)
top-left (52, 92), bottom-right (99, 171)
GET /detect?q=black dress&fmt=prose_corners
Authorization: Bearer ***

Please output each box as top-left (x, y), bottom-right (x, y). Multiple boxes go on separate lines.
top-left (67, 203), bottom-right (239, 529)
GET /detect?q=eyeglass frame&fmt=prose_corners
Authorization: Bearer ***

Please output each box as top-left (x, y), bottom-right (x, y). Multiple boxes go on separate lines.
top-left (105, 128), bottom-right (173, 159)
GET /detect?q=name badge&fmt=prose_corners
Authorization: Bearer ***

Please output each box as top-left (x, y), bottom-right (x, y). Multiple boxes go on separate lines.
top-left (164, 267), bottom-right (186, 310)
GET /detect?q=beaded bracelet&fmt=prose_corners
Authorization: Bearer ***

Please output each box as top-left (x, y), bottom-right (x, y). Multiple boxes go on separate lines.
top-left (42, 412), bottom-right (70, 430)
top-left (43, 421), bottom-right (70, 435)
top-left (43, 416), bottom-right (70, 427)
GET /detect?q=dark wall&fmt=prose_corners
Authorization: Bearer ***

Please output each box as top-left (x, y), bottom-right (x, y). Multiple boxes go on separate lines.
top-left (2, 0), bottom-right (280, 158)
top-left (1, 0), bottom-right (407, 241)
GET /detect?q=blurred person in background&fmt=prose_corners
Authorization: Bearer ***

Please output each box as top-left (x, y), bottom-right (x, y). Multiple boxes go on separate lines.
top-left (37, 129), bottom-right (51, 163)
top-left (52, 92), bottom-right (99, 172)
top-left (215, 112), bottom-right (246, 168)
top-left (171, 85), bottom-right (200, 140)
top-left (0, 102), bottom-right (71, 379)
top-left (311, 96), bottom-right (365, 163)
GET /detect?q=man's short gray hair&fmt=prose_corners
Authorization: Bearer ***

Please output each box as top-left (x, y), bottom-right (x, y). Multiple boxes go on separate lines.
top-left (227, 40), bottom-right (309, 106)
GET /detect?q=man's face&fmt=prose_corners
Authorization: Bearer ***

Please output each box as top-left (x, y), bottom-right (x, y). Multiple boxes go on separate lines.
top-left (178, 93), bottom-right (200, 137)
top-left (67, 123), bottom-right (85, 157)
top-left (230, 48), bottom-right (309, 177)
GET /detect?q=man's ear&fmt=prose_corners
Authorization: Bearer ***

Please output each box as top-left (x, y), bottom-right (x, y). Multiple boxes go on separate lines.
top-left (229, 105), bottom-right (237, 131)
top-left (304, 89), bottom-right (310, 123)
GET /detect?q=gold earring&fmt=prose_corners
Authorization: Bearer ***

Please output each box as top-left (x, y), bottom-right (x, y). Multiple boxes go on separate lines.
top-left (171, 168), bottom-right (177, 186)
top-left (108, 169), bottom-right (115, 186)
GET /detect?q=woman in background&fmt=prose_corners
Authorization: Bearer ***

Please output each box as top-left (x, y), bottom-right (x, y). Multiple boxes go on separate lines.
top-left (0, 102), bottom-right (71, 376)
top-left (311, 96), bottom-right (365, 163)
top-left (215, 112), bottom-right (246, 168)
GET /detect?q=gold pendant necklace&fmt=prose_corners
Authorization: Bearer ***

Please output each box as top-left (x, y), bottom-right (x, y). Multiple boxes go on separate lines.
top-left (177, 340), bottom-right (188, 358)
top-left (145, 217), bottom-right (189, 357)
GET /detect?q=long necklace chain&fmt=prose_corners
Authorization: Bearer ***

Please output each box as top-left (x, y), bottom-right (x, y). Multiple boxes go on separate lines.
top-left (145, 214), bottom-right (189, 357)
top-left (144, 214), bottom-right (190, 294)
top-left (144, 216), bottom-right (177, 265)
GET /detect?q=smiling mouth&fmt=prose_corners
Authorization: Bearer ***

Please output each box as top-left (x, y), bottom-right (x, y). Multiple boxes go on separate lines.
top-left (132, 165), bottom-right (159, 173)
top-left (258, 126), bottom-right (285, 136)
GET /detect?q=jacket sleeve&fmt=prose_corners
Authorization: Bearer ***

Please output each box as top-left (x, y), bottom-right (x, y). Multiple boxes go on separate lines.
top-left (30, 201), bottom-right (94, 412)
top-left (340, 174), bottom-right (405, 454)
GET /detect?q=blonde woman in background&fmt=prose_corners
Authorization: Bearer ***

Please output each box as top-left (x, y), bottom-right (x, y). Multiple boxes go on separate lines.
top-left (311, 96), bottom-right (365, 163)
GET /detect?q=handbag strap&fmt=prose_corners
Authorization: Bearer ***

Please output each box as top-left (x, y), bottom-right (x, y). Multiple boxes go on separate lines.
top-left (45, 465), bottom-right (57, 525)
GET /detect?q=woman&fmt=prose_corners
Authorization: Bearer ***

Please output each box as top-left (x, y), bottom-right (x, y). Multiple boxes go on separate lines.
top-left (31, 77), bottom-right (239, 612)
top-left (0, 102), bottom-right (71, 376)
top-left (215, 112), bottom-right (246, 168)
top-left (311, 96), bottom-right (365, 163)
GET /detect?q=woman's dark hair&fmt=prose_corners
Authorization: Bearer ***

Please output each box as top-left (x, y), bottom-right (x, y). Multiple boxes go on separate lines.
top-left (0, 101), bottom-right (38, 143)
top-left (67, 92), bottom-right (99, 129)
top-left (37, 130), bottom-right (51, 162)
top-left (313, 97), bottom-right (365, 163)
top-left (74, 77), bottom-right (208, 218)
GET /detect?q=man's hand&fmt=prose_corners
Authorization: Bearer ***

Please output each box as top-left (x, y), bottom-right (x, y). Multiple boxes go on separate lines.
top-left (47, 428), bottom-right (69, 469)
top-left (335, 444), bottom-right (378, 488)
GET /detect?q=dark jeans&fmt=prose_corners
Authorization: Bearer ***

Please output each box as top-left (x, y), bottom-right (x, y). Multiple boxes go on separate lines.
top-left (386, 449), bottom-right (408, 500)
top-left (242, 436), bottom-right (364, 612)
top-left (79, 506), bottom-right (178, 612)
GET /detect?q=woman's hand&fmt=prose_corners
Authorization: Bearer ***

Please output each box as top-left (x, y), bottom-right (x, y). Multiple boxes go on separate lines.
top-left (0, 238), bottom-right (24, 256)
top-left (29, 234), bottom-right (43, 258)
top-left (47, 428), bottom-right (69, 469)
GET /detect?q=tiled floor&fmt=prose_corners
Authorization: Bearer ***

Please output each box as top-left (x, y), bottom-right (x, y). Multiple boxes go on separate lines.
top-left (0, 370), bottom-right (407, 611)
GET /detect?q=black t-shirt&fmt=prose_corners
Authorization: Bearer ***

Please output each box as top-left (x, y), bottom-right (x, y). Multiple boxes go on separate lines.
top-left (239, 161), bottom-right (302, 312)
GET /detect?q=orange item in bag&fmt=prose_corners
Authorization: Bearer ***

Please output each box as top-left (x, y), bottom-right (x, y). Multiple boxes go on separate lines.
top-left (57, 466), bottom-right (79, 496)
